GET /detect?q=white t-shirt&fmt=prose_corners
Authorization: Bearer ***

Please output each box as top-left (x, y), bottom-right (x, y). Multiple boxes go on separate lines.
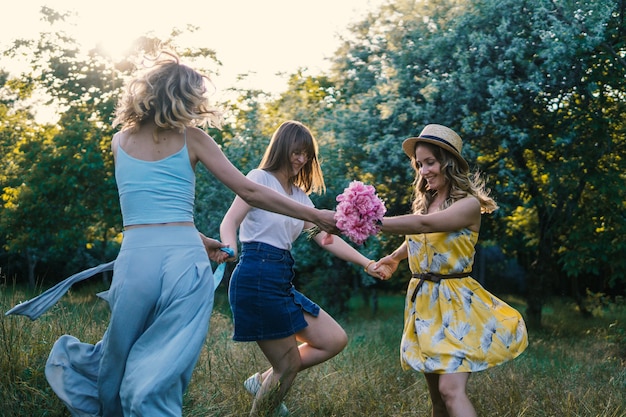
top-left (239, 169), bottom-right (315, 250)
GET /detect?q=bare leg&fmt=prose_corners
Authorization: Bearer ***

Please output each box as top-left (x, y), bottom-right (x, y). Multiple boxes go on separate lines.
top-left (425, 374), bottom-right (449, 417)
top-left (426, 372), bottom-right (476, 417)
top-left (251, 336), bottom-right (300, 417)
top-left (293, 308), bottom-right (348, 370)
top-left (251, 308), bottom-right (348, 416)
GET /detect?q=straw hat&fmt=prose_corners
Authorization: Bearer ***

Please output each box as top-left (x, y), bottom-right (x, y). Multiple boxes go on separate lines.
top-left (401, 124), bottom-right (469, 171)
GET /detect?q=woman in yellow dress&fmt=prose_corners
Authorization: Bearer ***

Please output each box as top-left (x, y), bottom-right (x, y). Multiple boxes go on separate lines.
top-left (376, 124), bottom-right (528, 417)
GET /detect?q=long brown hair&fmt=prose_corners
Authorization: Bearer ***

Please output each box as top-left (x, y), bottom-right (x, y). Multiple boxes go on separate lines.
top-left (410, 142), bottom-right (498, 214)
top-left (259, 121), bottom-right (325, 195)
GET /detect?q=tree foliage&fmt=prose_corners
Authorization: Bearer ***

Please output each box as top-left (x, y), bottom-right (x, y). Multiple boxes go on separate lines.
top-left (1, 1), bottom-right (624, 326)
top-left (0, 8), bottom-right (222, 286)
top-left (326, 0), bottom-right (626, 326)
top-left (203, 73), bottom-right (386, 317)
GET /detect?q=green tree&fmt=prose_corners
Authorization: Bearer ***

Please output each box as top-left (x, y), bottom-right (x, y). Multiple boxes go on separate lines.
top-left (327, 0), bottom-right (626, 326)
top-left (0, 8), bottom-right (123, 285)
top-left (0, 101), bottom-right (50, 286)
top-left (207, 72), bottom-right (387, 316)
top-left (428, 0), bottom-right (625, 326)
top-left (0, 7), bottom-right (223, 285)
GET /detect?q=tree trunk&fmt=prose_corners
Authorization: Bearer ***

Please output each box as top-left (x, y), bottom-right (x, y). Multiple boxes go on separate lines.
top-left (370, 289), bottom-right (378, 315)
top-left (524, 250), bottom-right (546, 329)
top-left (101, 269), bottom-right (111, 287)
top-left (571, 274), bottom-right (592, 318)
top-left (26, 248), bottom-right (37, 288)
top-left (525, 287), bottom-right (543, 329)
top-left (524, 228), bottom-right (558, 329)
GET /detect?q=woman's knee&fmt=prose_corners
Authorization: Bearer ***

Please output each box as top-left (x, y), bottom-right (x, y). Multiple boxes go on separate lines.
top-left (300, 311), bottom-right (348, 356)
top-left (317, 323), bottom-right (348, 357)
top-left (332, 328), bottom-right (348, 354)
top-left (437, 374), bottom-right (468, 402)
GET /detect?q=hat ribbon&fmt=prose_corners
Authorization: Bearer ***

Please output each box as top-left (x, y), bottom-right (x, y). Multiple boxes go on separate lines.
top-left (420, 135), bottom-right (458, 153)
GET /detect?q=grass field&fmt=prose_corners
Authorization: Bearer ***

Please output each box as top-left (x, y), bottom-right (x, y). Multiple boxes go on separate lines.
top-left (1, 281), bottom-right (625, 416)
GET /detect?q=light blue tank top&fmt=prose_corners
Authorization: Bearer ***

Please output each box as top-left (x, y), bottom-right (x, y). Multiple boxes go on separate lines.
top-left (115, 138), bottom-right (195, 227)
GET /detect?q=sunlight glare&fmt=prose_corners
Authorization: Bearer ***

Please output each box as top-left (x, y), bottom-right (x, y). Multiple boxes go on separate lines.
top-left (93, 37), bottom-right (136, 63)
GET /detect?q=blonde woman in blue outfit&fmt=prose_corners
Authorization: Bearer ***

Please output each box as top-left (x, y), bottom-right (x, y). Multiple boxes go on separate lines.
top-left (43, 52), bottom-right (337, 417)
top-left (375, 124), bottom-right (528, 417)
top-left (220, 120), bottom-right (388, 417)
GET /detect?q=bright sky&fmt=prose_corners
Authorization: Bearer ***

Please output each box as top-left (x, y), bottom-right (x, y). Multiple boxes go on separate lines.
top-left (2, 0), bottom-right (385, 97)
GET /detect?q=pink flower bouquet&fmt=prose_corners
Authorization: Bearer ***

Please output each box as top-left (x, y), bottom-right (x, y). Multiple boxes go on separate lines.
top-left (335, 180), bottom-right (386, 245)
top-left (305, 181), bottom-right (386, 245)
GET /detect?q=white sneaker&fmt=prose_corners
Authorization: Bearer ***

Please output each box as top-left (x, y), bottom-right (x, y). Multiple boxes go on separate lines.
top-left (244, 372), bottom-right (262, 395)
top-left (243, 373), bottom-right (289, 416)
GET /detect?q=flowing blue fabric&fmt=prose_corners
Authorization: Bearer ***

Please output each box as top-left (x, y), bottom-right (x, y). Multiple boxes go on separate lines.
top-left (5, 247), bottom-right (234, 321)
top-left (5, 261), bottom-right (116, 320)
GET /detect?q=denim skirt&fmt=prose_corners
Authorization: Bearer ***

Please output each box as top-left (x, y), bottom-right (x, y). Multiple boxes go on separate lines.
top-left (229, 241), bottom-right (320, 341)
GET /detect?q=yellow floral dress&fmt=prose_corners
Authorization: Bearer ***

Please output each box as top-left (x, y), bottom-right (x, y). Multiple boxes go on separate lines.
top-left (401, 229), bottom-right (528, 374)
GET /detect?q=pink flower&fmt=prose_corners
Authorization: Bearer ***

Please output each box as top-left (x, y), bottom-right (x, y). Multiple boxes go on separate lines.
top-left (335, 181), bottom-right (386, 245)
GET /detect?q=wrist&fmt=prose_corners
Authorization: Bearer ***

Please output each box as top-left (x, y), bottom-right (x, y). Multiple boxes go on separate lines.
top-left (364, 259), bottom-right (375, 272)
top-left (389, 252), bottom-right (403, 263)
top-left (307, 207), bottom-right (320, 224)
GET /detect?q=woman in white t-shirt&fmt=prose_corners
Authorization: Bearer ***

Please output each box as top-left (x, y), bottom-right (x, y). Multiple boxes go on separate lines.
top-left (220, 120), bottom-right (388, 416)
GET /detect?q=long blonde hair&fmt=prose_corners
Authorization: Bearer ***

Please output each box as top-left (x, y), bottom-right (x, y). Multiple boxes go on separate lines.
top-left (259, 121), bottom-right (325, 195)
top-left (411, 142), bottom-right (498, 214)
top-left (112, 51), bottom-right (223, 136)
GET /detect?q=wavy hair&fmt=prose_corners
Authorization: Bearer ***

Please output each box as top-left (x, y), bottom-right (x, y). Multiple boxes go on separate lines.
top-left (259, 121), bottom-right (325, 195)
top-left (410, 142), bottom-right (498, 215)
top-left (112, 51), bottom-right (223, 136)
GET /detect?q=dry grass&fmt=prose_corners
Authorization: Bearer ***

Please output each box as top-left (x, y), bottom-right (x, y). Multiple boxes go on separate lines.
top-left (1, 283), bottom-right (625, 417)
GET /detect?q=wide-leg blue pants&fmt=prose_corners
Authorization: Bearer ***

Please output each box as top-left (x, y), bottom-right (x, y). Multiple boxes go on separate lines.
top-left (45, 226), bottom-right (214, 417)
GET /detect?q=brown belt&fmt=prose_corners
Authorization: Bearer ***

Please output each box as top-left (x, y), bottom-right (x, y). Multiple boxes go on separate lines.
top-left (410, 272), bottom-right (472, 302)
